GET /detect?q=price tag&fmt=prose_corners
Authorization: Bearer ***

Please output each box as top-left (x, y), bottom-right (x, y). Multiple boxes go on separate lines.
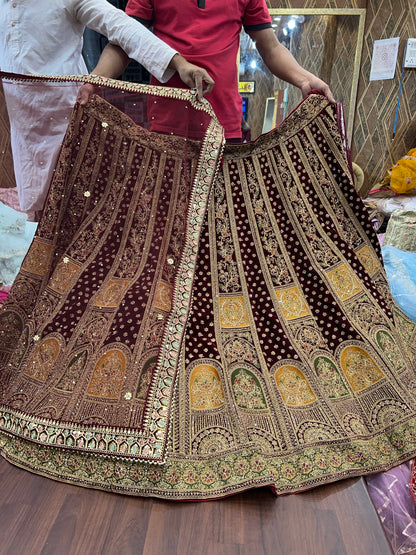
top-left (404, 38), bottom-right (416, 68)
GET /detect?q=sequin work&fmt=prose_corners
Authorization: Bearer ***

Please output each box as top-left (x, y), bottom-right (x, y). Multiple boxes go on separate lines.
top-left (1, 76), bottom-right (416, 500)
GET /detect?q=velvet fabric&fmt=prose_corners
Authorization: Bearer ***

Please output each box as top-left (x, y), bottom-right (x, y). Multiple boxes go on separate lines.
top-left (1, 75), bottom-right (416, 500)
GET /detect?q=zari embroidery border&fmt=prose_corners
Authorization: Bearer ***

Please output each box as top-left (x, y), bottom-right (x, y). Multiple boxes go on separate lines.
top-left (0, 71), bottom-right (219, 120)
top-left (0, 72), bottom-right (224, 464)
top-left (2, 416), bottom-right (416, 499)
top-left (141, 117), bottom-right (224, 461)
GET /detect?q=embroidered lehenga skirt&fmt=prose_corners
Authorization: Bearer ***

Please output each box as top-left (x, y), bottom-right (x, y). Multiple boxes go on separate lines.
top-left (1, 74), bottom-right (416, 500)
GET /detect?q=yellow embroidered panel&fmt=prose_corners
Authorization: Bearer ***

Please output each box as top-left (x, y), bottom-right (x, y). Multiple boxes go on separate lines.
top-left (356, 245), bottom-right (380, 278)
top-left (219, 296), bottom-right (250, 329)
top-left (93, 279), bottom-right (131, 309)
top-left (189, 364), bottom-right (226, 410)
top-left (87, 349), bottom-right (126, 399)
top-left (326, 264), bottom-right (363, 301)
top-left (21, 238), bottom-right (53, 276)
top-left (153, 280), bottom-right (173, 312)
top-left (341, 346), bottom-right (385, 392)
top-left (275, 286), bottom-right (311, 320)
top-left (24, 337), bottom-right (61, 382)
top-left (48, 258), bottom-right (80, 294)
top-left (274, 365), bottom-right (317, 406)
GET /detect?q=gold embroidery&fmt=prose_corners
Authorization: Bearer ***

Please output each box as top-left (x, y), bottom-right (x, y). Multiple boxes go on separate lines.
top-left (48, 258), bottom-right (80, 293)
top-left (231, 368), bottom-right (267, 410)
top-left (327, 264), bottom-right (362, 300)
top-left (21, 238), bottom-right (53, 276)
top-left (314, 356), bottom-right (349, 398)
top-left (24, 337), bottom-right (60, 382)
top-left (376, 330), bottom-right (406, 371)
top-left (94, 279), bottom-right (131, 309)
top-left (275, 286), bottom-right (311, 320)
top-left (356, 245), bottom-right (380, 278)
top-left (219, 296), bottom-right (250, 328)
top-left (189, 364), bottom-right (226, 410)
top-left (153, 280), bottom-right (173, 312)
top-left (87, 349), bottom-right (126, 399)
top-left (275, 365), bottom-right (317, 406)
top-left (341, 346), bottom-right (385, 392)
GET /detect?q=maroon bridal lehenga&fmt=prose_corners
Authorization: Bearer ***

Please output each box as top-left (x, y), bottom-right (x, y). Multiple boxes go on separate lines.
top-left (1, 74), bottom-right (416, 502)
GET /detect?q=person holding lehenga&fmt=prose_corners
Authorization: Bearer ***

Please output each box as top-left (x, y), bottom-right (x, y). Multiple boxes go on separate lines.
top-left (78, 0), bottom-right (335, 138)
top-left (0, 0), bottom-right (214, 220)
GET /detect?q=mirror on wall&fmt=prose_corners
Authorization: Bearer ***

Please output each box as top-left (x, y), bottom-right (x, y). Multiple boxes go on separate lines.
top-left (239, 8), bottom-right (366, 145)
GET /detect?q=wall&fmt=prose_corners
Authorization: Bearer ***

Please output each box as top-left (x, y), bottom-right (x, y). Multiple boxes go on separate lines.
top-left (268, 0), bottom-right (416, 196)
top-left (353, 0), bottom-right (416, 195)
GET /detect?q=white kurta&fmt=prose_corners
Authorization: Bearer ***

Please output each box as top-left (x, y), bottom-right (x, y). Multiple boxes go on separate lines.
top-left (0, 0), bottom-right (179, 212)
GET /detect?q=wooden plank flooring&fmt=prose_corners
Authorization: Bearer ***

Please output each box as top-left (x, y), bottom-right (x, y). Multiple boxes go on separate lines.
top-left (0, 457), bottom-right (392, 555)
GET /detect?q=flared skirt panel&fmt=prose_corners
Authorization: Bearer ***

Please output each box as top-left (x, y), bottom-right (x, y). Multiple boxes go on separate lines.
top-left (1, 85), bottom-right (416, 499)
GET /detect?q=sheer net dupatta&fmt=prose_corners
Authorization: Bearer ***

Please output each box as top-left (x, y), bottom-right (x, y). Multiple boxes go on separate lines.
top-left (0, 73), bottom-right (224, 465)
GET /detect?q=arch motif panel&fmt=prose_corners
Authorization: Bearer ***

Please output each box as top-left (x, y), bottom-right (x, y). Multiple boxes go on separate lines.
top-left (231, 367), bottom-right (267, 410)
top-left (189, 364), bottom-right (226, 411)
top-left (87, 348), bottom-right (126, 399)
top-left (274, 365), bottom-right (316, 406)
top-left (340, 346), bottom-right (385, 393)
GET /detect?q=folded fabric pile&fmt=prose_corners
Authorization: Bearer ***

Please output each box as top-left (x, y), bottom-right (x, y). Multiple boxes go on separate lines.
top-left (0, 201), bottom-right (37, 286)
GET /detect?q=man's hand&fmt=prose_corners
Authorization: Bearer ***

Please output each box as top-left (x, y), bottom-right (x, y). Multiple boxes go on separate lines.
top-left (169, 54), bottom-right (214, 100)
top-left (77, 83), bottom-right (95, 105)
top-left (299, 76), bottom-right (335, 104)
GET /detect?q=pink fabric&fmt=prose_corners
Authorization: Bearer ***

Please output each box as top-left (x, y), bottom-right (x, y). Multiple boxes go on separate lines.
top-left (0, 188), bottom-right (20, 211)
top-left (366, 462), bottom-right (416, 554)
top-left (0, 188), bottom-right (35, 220)
top-left (0, 286), bottom-right (11, 307)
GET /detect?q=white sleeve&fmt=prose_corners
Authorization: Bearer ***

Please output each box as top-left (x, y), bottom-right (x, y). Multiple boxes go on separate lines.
top-left (73, 0), bottom-right (178, 82)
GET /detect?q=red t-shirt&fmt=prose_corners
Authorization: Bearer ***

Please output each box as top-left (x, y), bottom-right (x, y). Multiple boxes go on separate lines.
top-left (126, 0), bottom-right (271, 138)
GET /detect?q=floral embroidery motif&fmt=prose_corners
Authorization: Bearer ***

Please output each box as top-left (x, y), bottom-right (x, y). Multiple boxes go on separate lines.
top-left (223, 336), bottom-right (259, 366)
top-left (189, 364), bottom-right (226, 410)
top-left (275, 365), bottom-right (317, 406)
top-left (340, 346), bottom-right (385, 392)
top-left (231, 368), bottom-right (267, 410)
top-left (214, 172), bottom-right (241, 293)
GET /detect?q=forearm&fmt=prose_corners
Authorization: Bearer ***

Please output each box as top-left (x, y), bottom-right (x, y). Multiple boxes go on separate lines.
top-left (257, 40), bottom-right (315, 90)
top-left (75, 0), bottom-right (177, 82)
top-left (90, 43), bottom-right (130, 78)
top-left (249, 28), bottom-right (335, 102)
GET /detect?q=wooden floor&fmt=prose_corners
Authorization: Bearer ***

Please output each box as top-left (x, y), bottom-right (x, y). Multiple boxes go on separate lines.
top-left (0, 457), bottom-right (393, 555)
